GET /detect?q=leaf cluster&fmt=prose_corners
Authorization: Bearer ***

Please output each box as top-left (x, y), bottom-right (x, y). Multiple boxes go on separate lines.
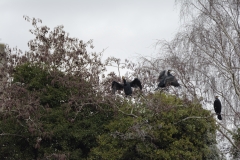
top-left (89, 94), bottom-right (219, 160)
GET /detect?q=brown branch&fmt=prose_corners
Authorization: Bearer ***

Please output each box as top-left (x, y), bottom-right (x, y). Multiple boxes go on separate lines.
top-left (0, 133), bottom-right (25, 138)
top-left (217, 121), bottom-right (234, 136)
top-left (217, 127), bottom-right (240, 152)
top-left (174, 114), bottom-right (214, 124)
top-left (118, 109), bottom-right (138, 118)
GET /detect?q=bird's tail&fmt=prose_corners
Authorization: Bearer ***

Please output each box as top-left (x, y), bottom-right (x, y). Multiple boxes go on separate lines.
top-left (217, 114), bottom-right (222, 120)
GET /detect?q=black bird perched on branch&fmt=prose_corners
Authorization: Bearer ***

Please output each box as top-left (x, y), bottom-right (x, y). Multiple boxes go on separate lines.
top-left (112, 76), bottom-right (142, 96)
top-left (214, 96), bottom-right (222, 120)
top-left (155, 70), bottom-right (180, 90)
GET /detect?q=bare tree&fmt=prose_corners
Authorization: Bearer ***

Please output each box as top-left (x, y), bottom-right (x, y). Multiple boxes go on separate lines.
top-left (131, 0), bottom-right (240, 158)
top-left (0, 43), bottom-right (7, 109)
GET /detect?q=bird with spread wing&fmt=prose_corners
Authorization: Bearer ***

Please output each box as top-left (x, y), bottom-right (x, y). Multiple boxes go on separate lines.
top-left (112, 76), bottom-right (142, 96)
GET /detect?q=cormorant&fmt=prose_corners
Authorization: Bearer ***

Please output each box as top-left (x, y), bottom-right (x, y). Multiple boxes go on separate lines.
top-left (214, 96), bottom-right (222, 120)
top-left (158, 70), bottom-right (171, 81)
top-left (112, 76), bottom-right (142, 96)
top-left (155, 70), bottom-right (180, 90)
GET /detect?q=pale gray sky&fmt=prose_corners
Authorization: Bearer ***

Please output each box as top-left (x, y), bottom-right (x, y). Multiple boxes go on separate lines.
top-left (0, 0), bottom-right (180, 66)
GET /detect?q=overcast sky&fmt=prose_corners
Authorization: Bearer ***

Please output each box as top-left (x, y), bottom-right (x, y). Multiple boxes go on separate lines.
top-left (0, 0), bottom-right (180, 70)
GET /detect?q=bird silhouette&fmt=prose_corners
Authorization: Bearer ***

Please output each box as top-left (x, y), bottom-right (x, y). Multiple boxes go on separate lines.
top-left (155, 70), bottom-right (180, 90)
top-left (112, 76), bottom-right (142, 96)
top-left (214, 96), bottom-right (222, 120)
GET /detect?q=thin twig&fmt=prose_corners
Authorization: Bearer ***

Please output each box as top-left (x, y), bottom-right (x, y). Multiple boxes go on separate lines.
top-left (174, 114), bottom-right (214, 124)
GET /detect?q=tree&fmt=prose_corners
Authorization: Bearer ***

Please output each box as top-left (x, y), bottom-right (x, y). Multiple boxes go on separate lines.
top-left (90, 93), bottom-right (220, 160)
top-left (0, 54), bottom-right (118, 159)
top-left (1, 66), bottom-right (220, 159)
top-left (0, 14), bottom-right (222, 159)
top-left (0, 16), bottom-right (116, 159)
top-left (131, 0), bottom-right (240, 158)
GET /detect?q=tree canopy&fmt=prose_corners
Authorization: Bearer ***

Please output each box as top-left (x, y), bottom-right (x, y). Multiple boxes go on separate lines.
top-left (0, 11), bottom-right (230, 159)
top-left (0, 63), bottom-right (219, 159)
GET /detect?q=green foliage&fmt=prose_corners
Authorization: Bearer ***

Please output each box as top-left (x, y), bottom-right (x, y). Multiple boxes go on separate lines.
top-left (0, 112), bottom-right (41, 159)
top-left (13, 63), bottom-right (69, 108)
top-left (1, 63), bottom-right (220, 159)
top-left (90, 93), bottom-right (219, 160)
top-left (0, 103), bottom-right (114, 159)
top-left (37, 105), bottom-right (114, 159)
top-left (0, 63), bottom-right (114, 159)
top-left (231, 128), bottom-right (240, 159)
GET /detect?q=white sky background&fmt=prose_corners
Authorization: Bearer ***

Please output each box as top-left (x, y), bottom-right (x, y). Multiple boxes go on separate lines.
top-left (0, 0), bottom-right (180, 73)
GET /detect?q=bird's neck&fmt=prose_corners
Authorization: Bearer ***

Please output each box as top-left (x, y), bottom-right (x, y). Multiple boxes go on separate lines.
top-left (123, 79), bottom-right (127, 85)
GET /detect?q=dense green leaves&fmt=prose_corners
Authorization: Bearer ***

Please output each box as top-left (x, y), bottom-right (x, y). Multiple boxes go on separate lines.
top-left (0, 63), bottom-right (113, 159)
top-left (0, 63), bottom-right (221, 159)
top-left (13, 63), bottom-right (69, 108)
top-left (89, 94), bottom-right (219, 160)
top-left (231, 128), bottom-right (240, 159)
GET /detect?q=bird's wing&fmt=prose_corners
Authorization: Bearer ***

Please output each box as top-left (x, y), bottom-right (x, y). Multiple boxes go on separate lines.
top-left (164, 76), bottom-right (175, 83)
top-left (130, 78), bottom-right (142, 90)
top-left (214, 99), bottom-right (222, 113)
top-left (163, 76), bottom-right (179, 87)
top-left (112, 81), bottom-right (124, 94)
top-left (170, 78), bottom-right (180, 87)
top-left (158, 70), bottom-right (166, 82)
top-left (213, 106), bottom-right (217, 113)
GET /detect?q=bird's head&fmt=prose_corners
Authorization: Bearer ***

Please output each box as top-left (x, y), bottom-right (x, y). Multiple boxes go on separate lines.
top-left (122, 76), bottom-right (127, 84)
top-left (167, 70), bottom-right (173, 76)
